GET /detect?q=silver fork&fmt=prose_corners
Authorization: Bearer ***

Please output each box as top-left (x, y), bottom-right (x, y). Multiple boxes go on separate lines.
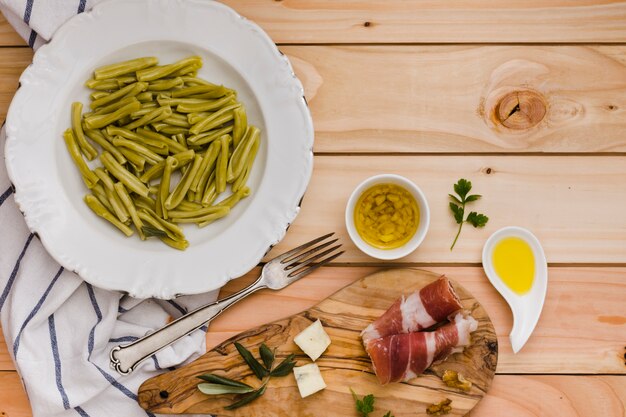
top-left (110, 233), bottom-right (343, 375)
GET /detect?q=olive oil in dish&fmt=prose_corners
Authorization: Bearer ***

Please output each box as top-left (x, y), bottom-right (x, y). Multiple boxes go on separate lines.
top-left (492, 237), bottom-right (535, 295)
top-left (353, 183), bottom-right (419, 249)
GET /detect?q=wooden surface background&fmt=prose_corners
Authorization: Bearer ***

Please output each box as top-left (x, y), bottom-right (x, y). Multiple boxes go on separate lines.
top-left (1, 1), bottom-right (626, 416)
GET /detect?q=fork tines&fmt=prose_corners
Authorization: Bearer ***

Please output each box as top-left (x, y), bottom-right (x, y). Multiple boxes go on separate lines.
top-left (279, 233), bottom-right (344, 278)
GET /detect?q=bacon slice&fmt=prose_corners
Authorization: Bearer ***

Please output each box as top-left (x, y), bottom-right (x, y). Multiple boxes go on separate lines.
top-left (365, 313), bottom-right (478, 385)
top-left (361, 276), bottom-right (463, 346)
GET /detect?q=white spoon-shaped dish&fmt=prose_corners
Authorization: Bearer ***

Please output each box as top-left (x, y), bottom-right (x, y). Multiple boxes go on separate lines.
top-left (482, 226), bottom-right (548, 353)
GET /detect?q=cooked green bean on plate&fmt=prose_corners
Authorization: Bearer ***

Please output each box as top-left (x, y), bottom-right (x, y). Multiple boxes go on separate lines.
top-left (63, 56), bottom-right (261, 250)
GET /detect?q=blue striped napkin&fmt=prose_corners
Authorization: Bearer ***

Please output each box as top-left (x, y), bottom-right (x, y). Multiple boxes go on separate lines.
top-left (0, 2), bottom-right (220, 416)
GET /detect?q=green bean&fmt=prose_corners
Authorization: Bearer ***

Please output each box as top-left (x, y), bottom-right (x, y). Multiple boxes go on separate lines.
top-left (136, 56), bottom-right (202, 82)
top-left (168, 205), bottom-right (229, 219)
top-left (112, 136), bottom-right (163, 165)
top-left (92, 183), bottom-right (114, 213)
top-left (217, 186), bottom-right (251, 209)
top-left (94, 57), bottom-right (158, 80)
top-left (84, 100), bottom-right (142, 129)
top-left (63, 129), bottom-right (99, 188)
top-left (72, 102), bottom-right (98, 160)
top-left (186, 112), bottom-right (211, 125)
top-left (201, 171), bottom-right (217, 206)
top-left (158, 156), bottom-right (177, 219)
top-left (104, 185), bottom-right (130, 223)
top-left (187, 125), bottom-right (233, 146)
top-left (162, 115), bottom-right (191, 128)
top-left (232, 106), bottom-right (248, 149)
top-left (90, 91), bottom-right (109, 101)
top-left (170, 206), bottom-right (230, 224)
top-left (228, 126), bottom-right (260, 182)
top-left (177, 200), bottom-right (203, 211)
top-left (176, 94), bottom-right (236, 114)
top-left (196, 207), bottom-right (231, 228)
top-left (171, 84), bottom-right (230, 98)
top-left (157, 96), bottom-right (209, 107)
top-left (170, 64), bottom-right (201, 78)
top-left (192, 140), bottom-right (220, 193)
top-left (106, 126), bottom-right (169, 155)
top-left (84, 129), bottom-right (127, 164)
top-left (181, 76), bottom-right (212, 86)
top-left (139, 207), bottom-right (185, 240)
top-left (147, 77), bottom-right (183, 91)
top-left (164, 154), bottom-right (203, 210)
top-left (189, 103), bottom-right (240, 135)
top-left (100, 151), bottom-right (149, 197)
top-left (172, 133), bottom-right (188, 149)
top-left (123, 105), bottom-right (172, 130)
top-left (90, 82), bottom-right (148, 109)
top-left (151, 124), bottom-right (188, 135)
top-left (136, 92), bottom-right (154, 102)
top-left (188, 88), bottom-right (235, 100)
top-left (232, 133), bottom-right (260, 193)
top-left (139, 149), bottom-right (195, 183)
top-left (215, 135), bottom-right (230, 194)
top-left (118, 148), bottom-right (146, 171)
top-left (114, 182), bottom-right (144, 239)
top-left (136, 128), bottom-right (186, 153)
top-left (86, 79), bottom-right (120, 91)
top-left (133, 194), bottom-right (157, 212)
top-left (84, 195), bottom-right (134, 236)
top-left (92, 96), bottom-right (140, 116)
top-left (159, 235), bottom-right (189, 250)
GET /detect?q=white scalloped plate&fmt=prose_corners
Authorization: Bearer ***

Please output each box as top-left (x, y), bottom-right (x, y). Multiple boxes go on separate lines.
top-left (4, 0), bottom-right (313, 299)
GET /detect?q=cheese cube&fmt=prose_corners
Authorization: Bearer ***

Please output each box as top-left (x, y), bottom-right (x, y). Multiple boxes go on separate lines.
top-left (293, 363), bottom-right (326, 398)
top-left (294, 319), bottom-right (331, 361)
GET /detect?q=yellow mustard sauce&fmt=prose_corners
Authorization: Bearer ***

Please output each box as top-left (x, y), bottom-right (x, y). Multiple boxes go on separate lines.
top-left (354, 183), bottom-right (419, 249)
top-left (492, 237), bottom-right (535, 295)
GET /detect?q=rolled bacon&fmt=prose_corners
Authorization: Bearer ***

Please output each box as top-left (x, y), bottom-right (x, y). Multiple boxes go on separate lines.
top-left (365, 312), bottom-right (478, 384)
top-left (361, 276), bottom-right (463, 346)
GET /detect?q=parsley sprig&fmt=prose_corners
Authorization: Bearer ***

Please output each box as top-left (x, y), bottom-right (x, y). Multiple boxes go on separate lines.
top-left (351, 388), bottom-right (394, 417)
top-left (449, 179), bottom-right (488, 250)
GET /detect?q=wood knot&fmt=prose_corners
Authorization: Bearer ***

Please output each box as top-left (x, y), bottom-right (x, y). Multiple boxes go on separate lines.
top-left (495, 90), bottom-right (546, 130)
top-left (364, 21), bottom-right (372, 27)
top-left (159, 390), bottom-right (169, 399)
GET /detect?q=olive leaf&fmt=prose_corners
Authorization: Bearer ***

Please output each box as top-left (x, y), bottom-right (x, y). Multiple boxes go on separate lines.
top-left (224, 384), bottom-right (268, 410)
top-left (197, 383), bottom-right (254, 395)
top-left (259, 343), bottom-right (275, 370)
top-left (197, 373), bottom-right (253, 389)
top-left (234, 342), bottom-right (268, 380)
top-left (269, 354), bottom-right (296, 377)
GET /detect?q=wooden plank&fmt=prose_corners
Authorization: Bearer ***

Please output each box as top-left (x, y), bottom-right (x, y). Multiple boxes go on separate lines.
top-left (0, 14), bottom-right (26, 47)
top-left (0, 48), bottom-right (32, 121)
top-left (1, 370), bottom-right (624, 417)
top-left (213, 1), bottom-right (626, 44)
top-left (2, 2), bottom-right (626, 46)
top-left (285, 44), bottom-right (626, 153)
top-left (2, 266), bottom-right (624, 374)
top-left (0, 372), bottom-right (31, 417)
top-left (0, 332), bottom-right (12, 371)
top-left (264, 155), bottom-right (626, 264)
top-left (3, 46), bottom-right (626, 153)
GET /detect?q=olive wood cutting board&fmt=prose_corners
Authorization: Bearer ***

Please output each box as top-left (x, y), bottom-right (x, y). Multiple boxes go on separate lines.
top-left (138, 269), bottom-right (498, 416)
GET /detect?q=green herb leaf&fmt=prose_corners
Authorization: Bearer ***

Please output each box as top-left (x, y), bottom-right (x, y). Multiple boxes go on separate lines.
top-left (449, 202), bottom-right (464, 224)
top-left (259, 343), bottom-right (274, 370)
top-left (141, 225), bottom-right (168, 238)
top-left (197, 373), bottom-right (253, 389)
top-left (224, 384), bottom-right (267, 410)
top-left (197, 383), bottom-right (255, 395)
top-left (449, 178), bottom-right (488, 250)
top-left (269, 354), bottom-right (296, 377)
top-left (350, 388), bottom-right (375, 417)
top-left (466, 212), bottom-right (489, 228)
top-left (383, 412), bottom-right (395, 417)
top-left (453, 178), bottom-right (472, 200)
top-left (448, 194), bottom-right (463, 205)
top-left (234, 342), bottom-right (268, 380)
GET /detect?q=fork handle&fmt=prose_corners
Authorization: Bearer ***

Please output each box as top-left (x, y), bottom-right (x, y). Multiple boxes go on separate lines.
top-left (110, 278), bottom-right (265, 375)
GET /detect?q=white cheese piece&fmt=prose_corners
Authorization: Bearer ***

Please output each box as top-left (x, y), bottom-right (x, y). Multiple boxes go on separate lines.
top-left (293, 319), bottom-right (331, 361)
top-left (293, 363), bottom-right (326, 398)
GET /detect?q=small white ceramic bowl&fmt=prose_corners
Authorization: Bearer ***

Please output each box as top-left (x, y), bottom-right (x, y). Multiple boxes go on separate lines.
top-left (345, 174), bottom-right (430, 260)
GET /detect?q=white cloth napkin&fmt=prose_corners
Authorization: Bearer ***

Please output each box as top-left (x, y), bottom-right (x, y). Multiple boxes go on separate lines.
top-left (0, 2), bottom-right (221, 416)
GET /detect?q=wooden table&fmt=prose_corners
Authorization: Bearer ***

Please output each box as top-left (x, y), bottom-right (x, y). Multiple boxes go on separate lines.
top-left (1, 2), bottom-right (626, 416)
